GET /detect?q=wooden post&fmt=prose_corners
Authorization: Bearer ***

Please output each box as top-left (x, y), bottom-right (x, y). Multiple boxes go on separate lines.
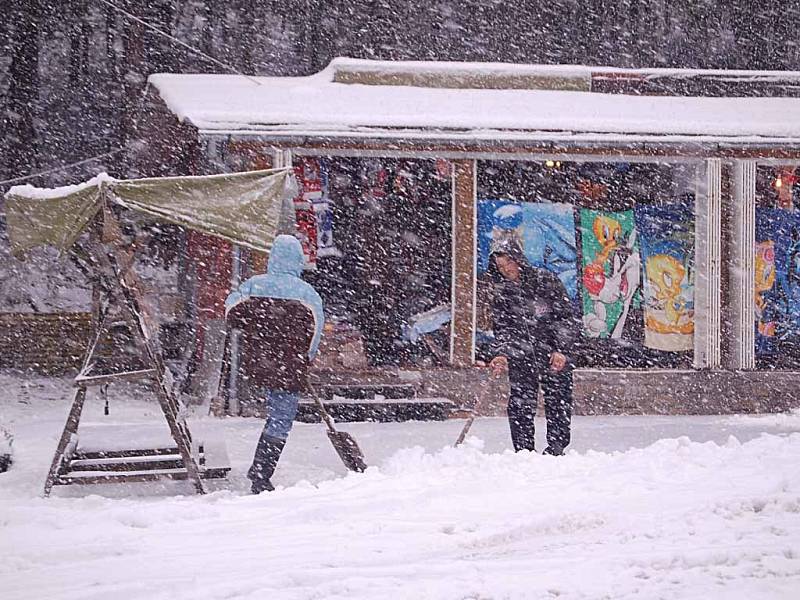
top-left (43, 386), bottom-right (86, 496)
top-left (450, 160), bottom-right (477, 368)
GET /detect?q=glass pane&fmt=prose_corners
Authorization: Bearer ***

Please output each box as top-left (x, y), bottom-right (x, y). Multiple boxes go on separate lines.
top-left (755, 164), bottom-right (800, 369)
top-left (476, 159), bottom-right (700, 370)
top-left (303, 157), bottom-right (453, 370)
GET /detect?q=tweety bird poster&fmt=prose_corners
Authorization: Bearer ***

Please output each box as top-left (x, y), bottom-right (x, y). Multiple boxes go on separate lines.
top-left (635, 202), bottom-right (695, 352)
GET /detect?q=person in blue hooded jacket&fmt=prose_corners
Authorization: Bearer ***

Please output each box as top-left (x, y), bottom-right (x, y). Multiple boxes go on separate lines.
top-left (225, 234), bottom-right (324, 493)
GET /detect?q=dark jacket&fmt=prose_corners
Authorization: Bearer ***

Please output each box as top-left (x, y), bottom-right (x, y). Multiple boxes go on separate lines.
top-left (487, 252), bottom-right (580, 371)
top-left (225, 235), bottom-right (324, 392)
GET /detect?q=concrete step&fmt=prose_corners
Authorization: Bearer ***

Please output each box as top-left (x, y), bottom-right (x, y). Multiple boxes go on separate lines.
top-left (297, 397), bottom-right (455, 423)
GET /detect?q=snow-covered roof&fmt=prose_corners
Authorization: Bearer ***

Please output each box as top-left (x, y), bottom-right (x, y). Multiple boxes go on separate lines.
top-left (147, 59), bottom-right (800, 144)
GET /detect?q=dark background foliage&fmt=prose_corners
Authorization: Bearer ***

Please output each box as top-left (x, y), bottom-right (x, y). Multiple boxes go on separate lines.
top-left (1, 0), bottom-right (798, 190)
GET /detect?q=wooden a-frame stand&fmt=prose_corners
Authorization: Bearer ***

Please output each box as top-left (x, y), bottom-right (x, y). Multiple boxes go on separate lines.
top-left (43, 190), bottom-right (229, 496)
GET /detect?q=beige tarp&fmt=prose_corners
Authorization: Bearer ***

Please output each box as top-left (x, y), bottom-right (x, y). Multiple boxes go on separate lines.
top-left (4, 168), bottom-right (297, 259)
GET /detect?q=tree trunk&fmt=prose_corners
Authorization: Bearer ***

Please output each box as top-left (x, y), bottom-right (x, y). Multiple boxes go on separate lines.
top-left (3, 0), bottom-right (41, 178)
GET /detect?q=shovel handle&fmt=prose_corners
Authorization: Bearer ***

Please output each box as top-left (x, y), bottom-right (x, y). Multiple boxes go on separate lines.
top-left (454, 391), bottom-right (483, 447)
top-left (308, 386), bottom-right (338, 435)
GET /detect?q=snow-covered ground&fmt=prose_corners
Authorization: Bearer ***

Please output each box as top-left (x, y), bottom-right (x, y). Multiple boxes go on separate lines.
top-left (1, 373), bottom-right (799, 600)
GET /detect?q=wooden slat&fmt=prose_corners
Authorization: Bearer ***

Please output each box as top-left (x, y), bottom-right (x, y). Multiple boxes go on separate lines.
top-left (74, 369), bottom-right (156, 386)
top-left (69, 457), bottom-right (185, 472)
top-left (55, 467), bottom-right (230, 485)
top-left (43, 387), bottom-right (87, 497)
top-left (73, 447), bottom-right (179, 460)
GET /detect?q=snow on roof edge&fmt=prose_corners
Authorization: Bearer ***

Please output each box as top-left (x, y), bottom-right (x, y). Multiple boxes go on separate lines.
top-left (146, 60), bottom-right (800, 141)
top-left (329, 58), bottom-right (800, 81)
top-left (328, 57), bottom-right (591, 79)
top-left (6, 172), bottom-right (114, 200)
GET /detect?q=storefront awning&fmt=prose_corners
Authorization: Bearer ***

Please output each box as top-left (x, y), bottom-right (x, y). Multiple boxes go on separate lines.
top-left (3, 168), bottom-right (297, 259)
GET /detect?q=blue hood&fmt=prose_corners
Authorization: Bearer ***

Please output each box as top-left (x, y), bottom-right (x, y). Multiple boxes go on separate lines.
top-left (267, 234), bottom-right (305, 277)
top-left (225, 233), bottom-right (325, 360)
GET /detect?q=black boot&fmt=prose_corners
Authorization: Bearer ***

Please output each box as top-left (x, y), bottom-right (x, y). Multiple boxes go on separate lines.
top-left (542, 445), bottom-right (564, 456)
top-left (247, 434), bottom-right (286, 494)
top-left (507, 400), bottom-right (536, 452)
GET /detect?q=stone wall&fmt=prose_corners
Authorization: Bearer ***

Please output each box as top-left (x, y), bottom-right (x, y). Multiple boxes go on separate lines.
top-left (0, 312), bottom-right (91, 374)
top-left (424, 367), bottom-right (800, 416)
top-left (2, 311), bottom-right (799, 415)
top-left (574, 369), bottom-right (800, 415)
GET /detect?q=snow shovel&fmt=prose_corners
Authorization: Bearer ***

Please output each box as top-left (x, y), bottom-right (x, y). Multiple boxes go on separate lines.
top-left (310, 389), bottom-right (367, 473)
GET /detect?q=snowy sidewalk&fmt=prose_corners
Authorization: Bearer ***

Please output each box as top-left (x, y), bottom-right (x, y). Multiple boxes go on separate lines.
top-left (1, 374), bottom-right (799, 599)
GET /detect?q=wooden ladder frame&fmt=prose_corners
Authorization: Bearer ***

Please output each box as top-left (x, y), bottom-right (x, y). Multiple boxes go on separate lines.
top-left (43, 187), bottom-right (208, 496)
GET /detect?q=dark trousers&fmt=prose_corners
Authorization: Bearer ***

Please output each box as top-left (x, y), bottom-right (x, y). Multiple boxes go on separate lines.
top-left (507, 357), bottom-right (573, 453)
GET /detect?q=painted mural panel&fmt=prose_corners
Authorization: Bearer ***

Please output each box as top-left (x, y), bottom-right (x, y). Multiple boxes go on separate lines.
top-left (579, 209), bottom-right (641, 339)
top-left (477, 200), bottom-right (578, 300)
top-left (635, 203), bottom-right (695, 352)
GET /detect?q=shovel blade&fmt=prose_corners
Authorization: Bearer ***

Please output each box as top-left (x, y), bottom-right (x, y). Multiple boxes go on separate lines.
top-left (327, 430), bottom-right (367, 473)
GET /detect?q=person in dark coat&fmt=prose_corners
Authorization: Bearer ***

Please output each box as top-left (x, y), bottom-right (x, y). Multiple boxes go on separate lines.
top-left (485, 241), bottom-right (580, 455)
top-left (225, 235), bottom-right (324, 493)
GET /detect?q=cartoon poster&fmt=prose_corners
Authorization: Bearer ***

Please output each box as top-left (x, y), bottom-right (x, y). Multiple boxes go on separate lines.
top-left (755, 208), bottom-right (800, 355)
top-left (477, 200), bottom-right (578, 300)
top-left (635, 203), bottom-right (695, 352)
top-left (579, 209), bottom-right (641, 339)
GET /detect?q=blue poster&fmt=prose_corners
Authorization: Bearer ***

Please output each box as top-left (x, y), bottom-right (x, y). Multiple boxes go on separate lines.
top-left (635, 202), bottom-right (695, 352)
top-left (477, 200), bottom-right (578, 300)
top-left (755, 208), bottom-right (800, 356)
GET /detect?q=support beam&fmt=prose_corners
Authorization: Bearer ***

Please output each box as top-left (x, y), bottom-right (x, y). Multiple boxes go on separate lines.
top-left (694, 159), bottom-right (722, 369)
top-left (450, 160), bottom-right (477, 367)
top-left (724, 160), bottom-right (757, 370)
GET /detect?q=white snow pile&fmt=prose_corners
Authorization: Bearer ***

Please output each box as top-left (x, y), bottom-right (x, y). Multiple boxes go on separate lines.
top-left (1, 424), bottom-right (799, 599)
top-left (0, 424), bottom-right (11, 471)
top-left (6, 172), bottom-right (113, 200)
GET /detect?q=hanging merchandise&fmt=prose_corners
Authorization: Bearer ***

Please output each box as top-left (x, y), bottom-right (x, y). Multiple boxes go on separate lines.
top-left (294, 209), bottom-right (318, 268)
top-left (579, 208), bottom-right (641, 340)
top-left (291, 157), bottom-right (325, 265)
top-left (314, 201), bottom-right (339, 258)
top-left (361, 159), bottom-right (389, 199)
top-left (297, 157), bottom-right (323, 201)
top-left (314, 160), bottom-right (341, 258)
top-left (635, 202), bottom-right (695, 352)
top-left (754, 208), bottom-right (800, 356)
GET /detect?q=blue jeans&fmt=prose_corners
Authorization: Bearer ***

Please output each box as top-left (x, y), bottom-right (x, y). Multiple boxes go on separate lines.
top-left (262, 390), bottom-right (300, 440)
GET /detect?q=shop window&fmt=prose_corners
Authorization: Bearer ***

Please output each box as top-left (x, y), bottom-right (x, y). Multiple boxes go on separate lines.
top-left (476, 160), bottom-right (700, 369)
top-left (755, 164), bottom-right (800, 369)
top-left (299, 157), bottom-right (453, 370)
